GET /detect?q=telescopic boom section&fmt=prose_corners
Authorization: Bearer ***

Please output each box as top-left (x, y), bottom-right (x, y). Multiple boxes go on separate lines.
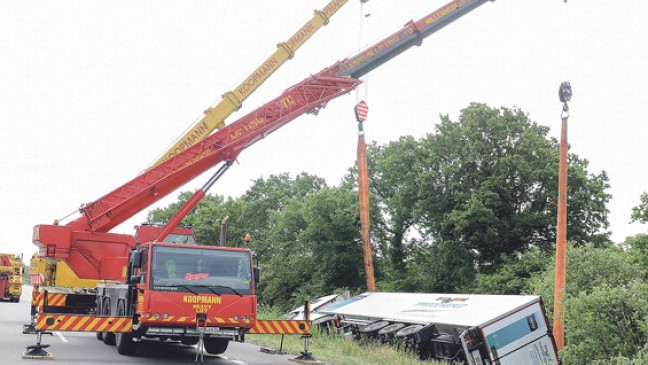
top-left (336, 0), bottom-right (490, 79)
top-left (70, 0), bottom-right (491, 234)
top-left (152, 0), bottom-right (350, 167)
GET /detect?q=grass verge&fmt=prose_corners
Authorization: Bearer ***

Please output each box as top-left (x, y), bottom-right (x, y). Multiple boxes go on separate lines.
top-left (248, 325), bottom-right (451, 365)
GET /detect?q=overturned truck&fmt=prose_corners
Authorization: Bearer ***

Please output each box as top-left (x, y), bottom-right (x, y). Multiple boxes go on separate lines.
top-left (321, 292), bottom-right (559, 365)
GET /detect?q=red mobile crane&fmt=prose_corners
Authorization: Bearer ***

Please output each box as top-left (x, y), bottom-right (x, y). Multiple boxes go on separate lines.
top-left (30, 0), bottom-right (493, 358)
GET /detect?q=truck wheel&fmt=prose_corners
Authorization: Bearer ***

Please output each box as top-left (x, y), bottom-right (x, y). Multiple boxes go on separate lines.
top-left (203, 338), bottom-right (229, 355)
top-left (102, 299), bottom-right (116, 345)
top-left (115, 303), bottom-right (137, 355)
top-left (181, 337), bottom-right (199, 346)
top-left (95, 296), bottom-right (103, 340)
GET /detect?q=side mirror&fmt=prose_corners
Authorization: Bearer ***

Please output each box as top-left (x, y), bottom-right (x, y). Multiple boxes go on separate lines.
top-left (254, 267), bottom-right (261, 284)
top-left (131, 251), bottom-right (142, 268)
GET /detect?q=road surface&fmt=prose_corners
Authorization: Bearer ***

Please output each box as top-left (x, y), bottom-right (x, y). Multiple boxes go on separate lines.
top-left (0, 285), bottom-right (312, 365)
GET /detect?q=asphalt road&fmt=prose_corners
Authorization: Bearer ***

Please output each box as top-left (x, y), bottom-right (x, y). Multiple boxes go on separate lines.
top-left (0, 286), bottom-right (311, 365)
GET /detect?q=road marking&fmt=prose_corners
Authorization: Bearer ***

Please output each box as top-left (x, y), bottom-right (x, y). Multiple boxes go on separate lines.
top-left (55, 331), bottom-right (68, 343)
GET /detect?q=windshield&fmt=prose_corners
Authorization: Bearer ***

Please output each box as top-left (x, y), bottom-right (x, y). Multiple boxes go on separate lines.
top-left (162, 233), bottom-right (196, 244)
top-left (150, 245), bottom-right (253, 295)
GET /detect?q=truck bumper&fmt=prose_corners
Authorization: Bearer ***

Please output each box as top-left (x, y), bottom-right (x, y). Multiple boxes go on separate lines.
top-left (145, 326), bottom-right (242, 340)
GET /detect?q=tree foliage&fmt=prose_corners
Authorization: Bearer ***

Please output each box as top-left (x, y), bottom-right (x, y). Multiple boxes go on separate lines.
top-left (254, 184), bottom-right (364, 310)
top-left (527, 244), bottom-right (648, 364)
top-left (631, 192), bottom-right (648, 224)
top-left (472, 246), bottom-right (553, 295)
top-left (363, 136), bottom-right (423, 280)
top-left (416, 103), bottom-right (611, 274)
top-left (144, 103), bottom-right (618, 340)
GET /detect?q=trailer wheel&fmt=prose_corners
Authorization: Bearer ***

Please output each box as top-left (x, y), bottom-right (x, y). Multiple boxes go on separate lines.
top-left (115, 303), bottom-right (137, 355)
top-left (394, 325), bottom-right (423, 352)
top-left (203, 338), bottom-right (229, 355)
top-left (378, 323), bottom-right (406, 344)
top-left (359, 320), bottom-right (390, 343)
top-left (102, 299), bottom-right (116, 345)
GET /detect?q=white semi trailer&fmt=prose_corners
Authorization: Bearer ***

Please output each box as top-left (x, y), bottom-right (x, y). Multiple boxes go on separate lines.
top-left (320, 292), bottom-right (559, 364)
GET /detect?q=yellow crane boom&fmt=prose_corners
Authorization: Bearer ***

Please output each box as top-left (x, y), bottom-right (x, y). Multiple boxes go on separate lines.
top-left (153, 0), bottom-right (349, 166)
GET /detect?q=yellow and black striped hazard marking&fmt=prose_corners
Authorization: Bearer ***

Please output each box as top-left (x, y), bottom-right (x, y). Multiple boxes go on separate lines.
top-left (36, 315), bottom-right (132, 333)
top-left (248, 320), bottom-right (311, 335)
top-left (32, 291), bottom-right (44, 307)
top-left (46, 293), bottom-right (66, 307)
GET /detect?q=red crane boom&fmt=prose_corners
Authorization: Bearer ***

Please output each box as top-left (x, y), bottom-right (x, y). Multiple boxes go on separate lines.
top-left (75, 0), bottom-right (490, 234)
top-left (35, 0), bottom-right (491, 281)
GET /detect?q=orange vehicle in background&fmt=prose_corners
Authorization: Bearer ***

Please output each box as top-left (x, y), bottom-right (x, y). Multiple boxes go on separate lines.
top-left (0, 253), bottom-right (23, 303)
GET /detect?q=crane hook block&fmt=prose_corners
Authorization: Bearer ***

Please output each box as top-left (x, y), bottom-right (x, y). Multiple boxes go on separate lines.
top-left (559, 82), bottom-right (572, 103)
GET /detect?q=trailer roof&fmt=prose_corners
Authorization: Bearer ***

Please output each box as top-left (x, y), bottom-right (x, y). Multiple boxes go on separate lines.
top-left (320, 292), bottom-right (541, 327)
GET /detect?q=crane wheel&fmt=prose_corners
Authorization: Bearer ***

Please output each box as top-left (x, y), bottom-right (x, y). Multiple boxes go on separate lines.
top-left (115, 302), bottom-right (137, 355)
top-left (101, 299), bottom-right (116, 345)
top-left (203, 338), bottom-right (229, 355)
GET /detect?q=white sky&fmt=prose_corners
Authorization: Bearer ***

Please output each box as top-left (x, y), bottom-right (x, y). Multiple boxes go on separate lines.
top-left (1, 0), bottom-right (647, 261)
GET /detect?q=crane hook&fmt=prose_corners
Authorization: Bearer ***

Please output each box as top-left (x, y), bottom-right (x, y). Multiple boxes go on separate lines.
top-left (559, 81), bottom-right (572, 118)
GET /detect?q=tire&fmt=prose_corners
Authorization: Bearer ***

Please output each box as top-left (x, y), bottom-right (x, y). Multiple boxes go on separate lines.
top-left (115, 302), bottom-right (137, 355)
top-left (95, 296), bottom-right (103, 340)
top-left (102, 299), bottom-right (116, 345)
top-left (203, 338), bottom-right (229, 355)
top-left (181, 337), bottom-right (199, 346)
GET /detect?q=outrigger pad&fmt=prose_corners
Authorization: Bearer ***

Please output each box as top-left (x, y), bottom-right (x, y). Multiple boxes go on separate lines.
top-left (288, 356), bottom-right (326, 365)
top-left (22, 344), bottom-right (53, 360)
top-left (289, 351), bottom-right (327, 365)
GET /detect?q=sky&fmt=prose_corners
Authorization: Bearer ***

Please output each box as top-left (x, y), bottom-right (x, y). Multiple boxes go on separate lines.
top-left (1, 0), bottom-right (647, 261)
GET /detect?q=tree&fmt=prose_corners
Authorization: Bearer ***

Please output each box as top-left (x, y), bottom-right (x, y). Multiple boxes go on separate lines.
top-left (401, 240), bottom-right (477, 293)
top-left (472, 246), bottom-right (552, 295)
top-left (361, 136), bottom-right (423, 279)
top-left (239, 172), bottom-right (327, 257)
top-left (145, 191), bottom-right (233, 245)
top-left (257, 186), bottom-right (364, 310)
top-left (631, 192), bottom-right (648, 223)
top-left (415, 103), bottom-right (611, 276)
top-left (624, 233), bottom-right (648, 274)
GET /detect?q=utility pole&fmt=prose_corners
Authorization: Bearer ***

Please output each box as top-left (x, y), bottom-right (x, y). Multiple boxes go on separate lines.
top-left (553, 81), bottom-right (571, 351)
top-left (355, 100), bottom-right (376, 292)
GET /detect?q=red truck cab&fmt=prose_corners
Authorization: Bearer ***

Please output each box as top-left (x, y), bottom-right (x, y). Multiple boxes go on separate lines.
top-left (96, 226), bottom-right (258, 355)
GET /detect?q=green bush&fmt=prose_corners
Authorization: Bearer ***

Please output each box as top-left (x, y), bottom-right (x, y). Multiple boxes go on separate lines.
top-left (560, 281), bottom-right (648, 364)
top-left (529, 244), bottom-right (646, 324)
top-left (525, 244), bottom-right (648, 364)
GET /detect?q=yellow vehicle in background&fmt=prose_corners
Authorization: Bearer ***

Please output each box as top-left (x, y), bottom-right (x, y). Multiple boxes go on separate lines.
top-left (0, 253), bottom-right (23, 303)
